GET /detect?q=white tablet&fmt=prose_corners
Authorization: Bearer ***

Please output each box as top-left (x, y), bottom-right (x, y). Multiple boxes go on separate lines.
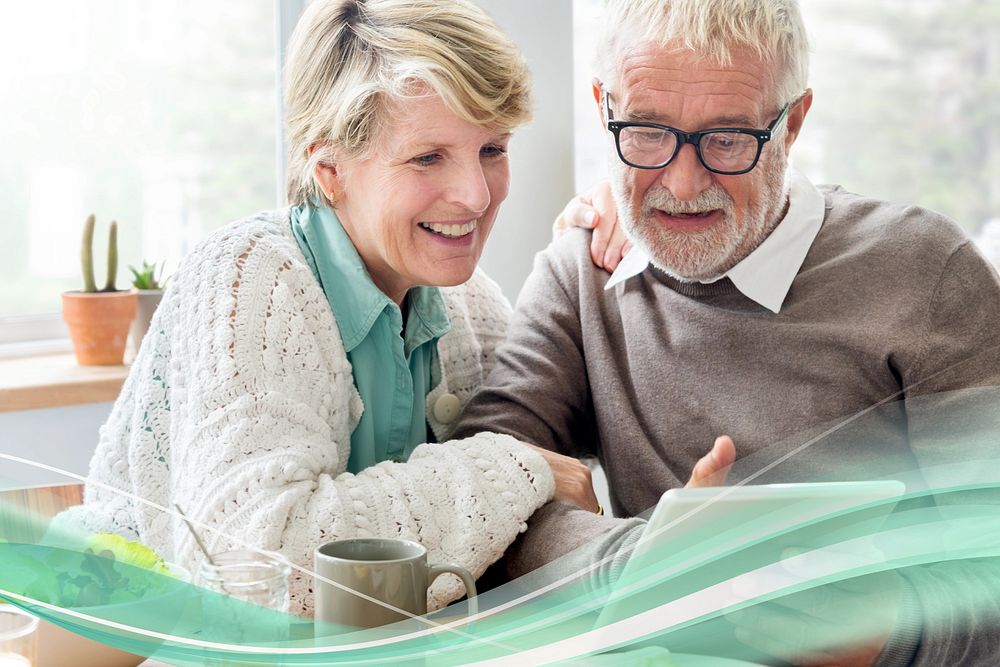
top-left (629, 480), bottom-right (905, 576)
top-left (595, 480), bottom-right (906, 631)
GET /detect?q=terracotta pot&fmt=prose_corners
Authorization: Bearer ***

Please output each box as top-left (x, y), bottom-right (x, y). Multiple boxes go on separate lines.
top-left (61, 290), bottom-right (138, 366)
top-left (126, 289), bottom-right (164, 363)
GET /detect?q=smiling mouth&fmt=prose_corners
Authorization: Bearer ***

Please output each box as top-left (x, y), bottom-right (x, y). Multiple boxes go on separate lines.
top-left (419, 220), bottom-right (478, 238)
top-left (660, 210), bottom-right (716, 219)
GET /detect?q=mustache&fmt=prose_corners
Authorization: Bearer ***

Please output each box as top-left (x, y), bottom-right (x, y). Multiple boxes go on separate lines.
top-left (644, 185), bottom-right (734, 215)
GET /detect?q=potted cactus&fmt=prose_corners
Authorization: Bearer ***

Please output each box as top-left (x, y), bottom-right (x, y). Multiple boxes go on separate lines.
top-left (125, 260), bottom-right (168, 363)
top-left (61, 214), bottom-right (138, 365)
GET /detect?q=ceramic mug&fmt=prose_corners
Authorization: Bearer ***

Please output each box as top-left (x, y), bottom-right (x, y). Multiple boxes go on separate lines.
top-left (314, 538), bottom-right (477, 629)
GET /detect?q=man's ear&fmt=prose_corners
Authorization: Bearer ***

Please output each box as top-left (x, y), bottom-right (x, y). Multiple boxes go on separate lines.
top-left (784, 88), bottom-right (813, 152)
top-left (309, 144), bottom-right (343, 204)
top-left (592, 78), bottom-right (606, 126)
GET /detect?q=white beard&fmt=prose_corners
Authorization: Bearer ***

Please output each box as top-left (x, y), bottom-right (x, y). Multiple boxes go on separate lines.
top-left (612, 152), bottom-right (791, 282)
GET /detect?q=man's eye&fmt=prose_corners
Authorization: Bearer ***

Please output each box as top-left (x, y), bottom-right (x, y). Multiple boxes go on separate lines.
top-left (630, 129), bottom-right (665, 145)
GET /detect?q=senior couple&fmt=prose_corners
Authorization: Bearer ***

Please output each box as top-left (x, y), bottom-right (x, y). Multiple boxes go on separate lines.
top-left (62, 0), bottom-right (1000, 665)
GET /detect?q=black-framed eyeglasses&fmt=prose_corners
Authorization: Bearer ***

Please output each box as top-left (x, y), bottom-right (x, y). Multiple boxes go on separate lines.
top-left (604, 90), bottom-right (790, 175)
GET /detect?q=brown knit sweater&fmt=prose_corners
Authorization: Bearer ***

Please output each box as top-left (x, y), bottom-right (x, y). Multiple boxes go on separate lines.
top-left (457, 185), bottom-right (1000, 666)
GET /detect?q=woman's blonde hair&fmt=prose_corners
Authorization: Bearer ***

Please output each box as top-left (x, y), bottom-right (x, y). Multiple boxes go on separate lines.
top-left (600, 0), bottom-right (810, 109)
top-left (284, 0), bottom-right (532, 206)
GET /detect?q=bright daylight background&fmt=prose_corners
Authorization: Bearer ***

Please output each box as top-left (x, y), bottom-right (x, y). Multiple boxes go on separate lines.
top-left (1, 0), bottom-right (998, 346)
top-left (0, 2), bottom-right (277, 344)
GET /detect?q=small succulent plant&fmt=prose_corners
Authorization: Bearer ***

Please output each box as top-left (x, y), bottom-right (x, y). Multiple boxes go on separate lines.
top-left (129, 260), bottom-right (169, 291)
top-left (81, 213), bottom-right (119, 292)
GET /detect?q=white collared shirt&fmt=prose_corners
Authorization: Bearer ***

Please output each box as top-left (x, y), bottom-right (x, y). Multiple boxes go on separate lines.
top-left (605, 167), bottom-right (827, 313)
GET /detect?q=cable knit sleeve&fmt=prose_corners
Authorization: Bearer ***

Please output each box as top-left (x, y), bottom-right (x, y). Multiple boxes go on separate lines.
top-left (54, 212), bottom-right (554, 615)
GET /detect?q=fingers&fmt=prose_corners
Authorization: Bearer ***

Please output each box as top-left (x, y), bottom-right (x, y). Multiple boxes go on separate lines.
top-left (528, 444), bottom-right (601, 512)
top-left (556, 182), bottom-right (630, 273)
top-left (570, 474), bottom-right (601, 514)
top-left (687, 435), bottom-right (736, 487)
top-left (561, 460), bottom-right (599, 513)
top-left (713, 434), bottom-right (736, 469)
top-left (589, 180), bottom-right (620, 271)
top-left (553, 195), bottom-right (598, 238)
top-left (601, 222), bottom-right (630, 272)
top-left (556, 467), bottom-right (599, 513)
top-left (590, 214), bottom-right (614, 270)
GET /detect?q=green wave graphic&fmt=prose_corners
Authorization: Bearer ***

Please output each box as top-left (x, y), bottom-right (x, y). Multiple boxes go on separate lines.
top-left (4, 414), bottom-right (1000, 667)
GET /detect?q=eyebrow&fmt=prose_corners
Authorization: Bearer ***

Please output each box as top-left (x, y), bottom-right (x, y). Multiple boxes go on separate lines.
top-left (397, 132), bottom-right (513, 155)
top-left (626, 110), bottom-right (758, 128)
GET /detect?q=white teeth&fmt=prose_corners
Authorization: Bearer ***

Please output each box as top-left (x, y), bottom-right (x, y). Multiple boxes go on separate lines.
top-left (421, 220), bottom-right (478, 237)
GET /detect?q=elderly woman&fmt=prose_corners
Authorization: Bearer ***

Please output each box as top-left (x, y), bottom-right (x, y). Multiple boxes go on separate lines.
top-left (57, 0), bottom-right (603, 614)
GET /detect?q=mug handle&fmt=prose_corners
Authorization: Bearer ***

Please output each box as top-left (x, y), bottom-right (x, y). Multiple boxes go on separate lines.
top-left (428, 562), bottom-right (478, 618)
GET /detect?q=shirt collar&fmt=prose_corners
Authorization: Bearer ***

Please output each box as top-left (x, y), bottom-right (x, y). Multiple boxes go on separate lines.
top-left (404, 284), bottom-right (451, 356)
top-left (605, 166), bottom-right (826, 313)
top-left (290, 201), bottom-right (449, 351)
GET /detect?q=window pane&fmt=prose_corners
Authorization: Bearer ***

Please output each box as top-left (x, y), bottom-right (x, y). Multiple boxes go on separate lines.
top-left (0, 1), bottom-right (277, 319)
top-left (795, 0), bottom-right (1000, 249)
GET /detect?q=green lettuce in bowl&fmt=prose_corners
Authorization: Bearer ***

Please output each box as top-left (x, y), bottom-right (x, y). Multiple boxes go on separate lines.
top-left (0, 534), bottom-right (191, 667)
top-left (57, 533), bottom-right (173, 607)
top-left (12, 533), bottom-right (180, 609)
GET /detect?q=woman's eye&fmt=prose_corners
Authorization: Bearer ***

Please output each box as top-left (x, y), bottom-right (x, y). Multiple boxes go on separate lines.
top-left (481, 144), bottom-right (507, 158)
top-left (412, 153), bottom-right (441, 166)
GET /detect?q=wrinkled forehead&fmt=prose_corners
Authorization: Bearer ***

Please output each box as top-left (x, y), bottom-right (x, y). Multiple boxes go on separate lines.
top-left (609, 38), bottom-right (782, 125)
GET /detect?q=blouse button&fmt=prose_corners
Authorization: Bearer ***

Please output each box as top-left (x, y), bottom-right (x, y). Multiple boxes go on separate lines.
top-left (433, 393), bottom-right (462, 424)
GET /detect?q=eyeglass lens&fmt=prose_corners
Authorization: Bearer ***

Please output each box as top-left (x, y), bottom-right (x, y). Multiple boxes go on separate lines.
top-left (618, 127), bottom-right (760, 172)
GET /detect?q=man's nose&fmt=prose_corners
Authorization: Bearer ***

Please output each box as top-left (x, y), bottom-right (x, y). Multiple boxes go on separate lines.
top-left (658, 143), bottom-right (713, 201)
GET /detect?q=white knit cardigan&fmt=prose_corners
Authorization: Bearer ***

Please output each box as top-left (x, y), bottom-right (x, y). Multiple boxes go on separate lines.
top-left (54, 211), bottom-right (555, 614)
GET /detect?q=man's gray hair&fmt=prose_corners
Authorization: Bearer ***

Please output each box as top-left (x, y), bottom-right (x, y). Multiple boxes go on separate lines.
top-left (600, 0), bottom-right (810, 107)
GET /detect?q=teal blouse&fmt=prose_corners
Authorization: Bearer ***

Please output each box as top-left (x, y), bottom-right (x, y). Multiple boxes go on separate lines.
top-left (290, 202), bottom-right (451, 473)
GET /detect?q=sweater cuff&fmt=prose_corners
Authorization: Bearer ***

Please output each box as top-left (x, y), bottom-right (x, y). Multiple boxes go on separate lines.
top-left (497, 434), bottom-right (556, 504)
top-left (454, 432), bottom-right (556, 507)
top-left (873, 578), bottom-right (923, 667)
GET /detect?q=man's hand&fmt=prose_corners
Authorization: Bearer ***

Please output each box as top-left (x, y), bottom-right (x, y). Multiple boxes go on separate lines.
top-left (726, 569), bottom-right (903, 667)
top-left (686, 436), bottom-right (736, 487)
top-left (526, 444), bottom-right (600, 513)
top-left (553, 180), bottom-right (632, 273)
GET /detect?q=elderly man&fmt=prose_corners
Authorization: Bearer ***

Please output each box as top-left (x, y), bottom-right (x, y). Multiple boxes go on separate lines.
top-left (457, 0), bottom-right (1000, 665)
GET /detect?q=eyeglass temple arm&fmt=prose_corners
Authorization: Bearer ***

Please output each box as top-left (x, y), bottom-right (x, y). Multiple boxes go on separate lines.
top-left (768, 103), bottom-right (791, 133)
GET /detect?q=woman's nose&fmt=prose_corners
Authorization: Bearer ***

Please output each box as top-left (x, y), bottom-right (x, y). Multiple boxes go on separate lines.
top-left (447, 162), bottom-right (491, 213)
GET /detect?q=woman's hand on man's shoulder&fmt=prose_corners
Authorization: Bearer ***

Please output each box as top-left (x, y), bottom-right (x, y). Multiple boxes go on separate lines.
top-left (553, 180), bottom-right (632, 273)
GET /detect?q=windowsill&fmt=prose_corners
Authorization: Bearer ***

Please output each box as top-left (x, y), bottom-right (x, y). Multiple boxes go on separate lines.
top-left (0, 352), bottom-right (128, 413)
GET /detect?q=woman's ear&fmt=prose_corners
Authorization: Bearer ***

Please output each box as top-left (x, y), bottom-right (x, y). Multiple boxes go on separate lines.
top-left (309, 144), bottom-right (343, 205)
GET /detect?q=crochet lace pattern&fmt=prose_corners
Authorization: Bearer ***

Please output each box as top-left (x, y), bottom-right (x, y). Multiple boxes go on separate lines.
top-left (54, 211), bottom-right (555, 614)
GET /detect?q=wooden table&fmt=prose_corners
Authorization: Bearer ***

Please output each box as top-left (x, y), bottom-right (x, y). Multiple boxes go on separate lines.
top-left (0, 483), bottom-right (83, 542)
